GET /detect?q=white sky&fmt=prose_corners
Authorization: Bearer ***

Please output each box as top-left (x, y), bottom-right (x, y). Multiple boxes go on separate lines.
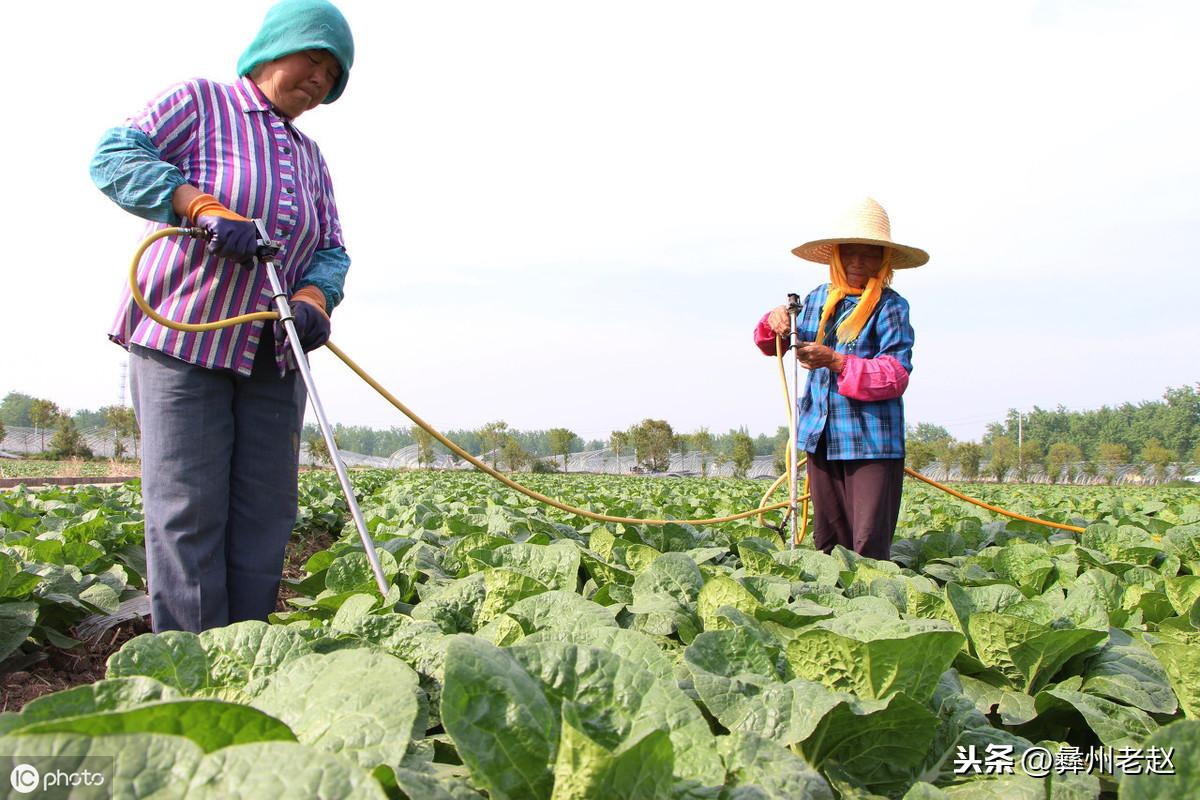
top-left (2, 0), bottom-right (1197, 444)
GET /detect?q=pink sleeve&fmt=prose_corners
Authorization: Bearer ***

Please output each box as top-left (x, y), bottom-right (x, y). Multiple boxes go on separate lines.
top-left (836, 354), bottom-right (909, 401)
top-left (753, 312), bottom-right (780, 356)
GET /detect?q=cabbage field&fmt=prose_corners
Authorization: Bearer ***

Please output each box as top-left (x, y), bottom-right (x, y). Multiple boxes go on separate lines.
top-left (1, 472), bottom-right (1198, 799)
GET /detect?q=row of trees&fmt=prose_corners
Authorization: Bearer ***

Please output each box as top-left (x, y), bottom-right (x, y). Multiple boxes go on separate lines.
top-left (905, 422), bottom-right (1192, 484)
top-left (985, 385), bottom-right (1200, 463)
top-left (8, 382), bottom-right (1196, 480)
top-left (0, 401), bottom-right (94, 460)
top-left (303, 418), bottom-right (770, 478)
top-left (298, 423), bottom-right (601, 460)
top-left (608, 421), bottom-right (761, 477)
top-left (471, 421), bottom-right (572, 472)
top-left (303, 420), bottom-right (581, 473)
top-left (900, 385), bottom-right (1199, 483)
top-left (300, 416), bottom-right (788, 476)
top-left (0, 393), bottom-right (139, 459)
top-left (295, 419), bottom-right (799, 462)
top-left (300, 381), bottom-right (1200, 480)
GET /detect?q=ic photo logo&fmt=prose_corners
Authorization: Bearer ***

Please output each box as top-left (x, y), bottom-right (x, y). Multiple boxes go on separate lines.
top-left (6, 759), bottom-right (111, 797)
top-left (9, 763), bottom-right (40, 794)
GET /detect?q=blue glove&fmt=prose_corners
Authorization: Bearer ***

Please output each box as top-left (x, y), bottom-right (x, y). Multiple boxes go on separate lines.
top-left (283, 299), bottom-right (331, 352)
top-left (185, 193), bottom-right (258, 265)
top-left (198, 216), bottom-right (259, 264)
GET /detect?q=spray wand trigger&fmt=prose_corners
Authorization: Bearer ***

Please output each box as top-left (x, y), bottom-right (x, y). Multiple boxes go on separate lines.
top-left (252, 220), bottom-right (283, 262)
top-left (786, 293), bottom-right (803, 351)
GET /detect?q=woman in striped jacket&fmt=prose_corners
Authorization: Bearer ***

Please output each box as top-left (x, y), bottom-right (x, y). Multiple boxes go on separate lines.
top-left (89, 0), bottom-right (354, 633)
top-left (755, 198), bottom-right (927, 561)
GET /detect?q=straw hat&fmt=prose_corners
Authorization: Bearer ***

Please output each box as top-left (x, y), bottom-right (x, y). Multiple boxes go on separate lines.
top-left (791, 197), bottom-right (929, 269)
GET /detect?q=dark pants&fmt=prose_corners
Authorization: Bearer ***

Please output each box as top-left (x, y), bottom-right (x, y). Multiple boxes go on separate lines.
top-left (808, 435), bottom-right (904, 561)
top-left (129, 334), bottom-right (305, 632)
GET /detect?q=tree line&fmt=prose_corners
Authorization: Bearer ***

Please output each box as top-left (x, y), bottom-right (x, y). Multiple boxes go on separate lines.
top-left (904, 384), bottom-right (1200, 483)
top-left (606, 421), bottom-right (772, 478)
top-left (300, 423), bottom-right (604, 461)
top-left (5, 382), bottom-right (1196, 479)
top-left (303, 418), bottom-right (782, 478)
top-left (0, 392), bottom-right (138, 460)
top-left (300, 420), bottom-right (790, 462)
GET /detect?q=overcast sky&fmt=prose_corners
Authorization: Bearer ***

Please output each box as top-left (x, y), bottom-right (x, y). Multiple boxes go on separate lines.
top-left (2, 0), bottom-right (1196, 444)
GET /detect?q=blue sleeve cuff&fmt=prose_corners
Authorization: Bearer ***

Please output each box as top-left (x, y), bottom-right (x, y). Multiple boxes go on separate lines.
top-left (90, 127), bottom-right (186, 224)
top-left (297, 246), bottom-right (350, 314)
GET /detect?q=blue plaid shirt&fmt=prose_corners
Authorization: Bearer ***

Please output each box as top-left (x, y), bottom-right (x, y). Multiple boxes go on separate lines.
top-left (795, 283), bottom-right (914, 460)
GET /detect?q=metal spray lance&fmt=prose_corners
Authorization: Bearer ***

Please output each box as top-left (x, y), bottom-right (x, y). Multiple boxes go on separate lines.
top-left (786, 292), bottom-right (803, 549)
top-left (249, 220), bottom-right (391, 597)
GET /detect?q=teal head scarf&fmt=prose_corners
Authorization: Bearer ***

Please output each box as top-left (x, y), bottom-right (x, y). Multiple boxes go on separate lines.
top-left (237, 0), bottom-right (354, 104)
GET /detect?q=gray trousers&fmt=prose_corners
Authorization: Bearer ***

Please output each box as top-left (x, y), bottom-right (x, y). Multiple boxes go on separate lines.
top-left (129, 337), bottom-right (305, 632)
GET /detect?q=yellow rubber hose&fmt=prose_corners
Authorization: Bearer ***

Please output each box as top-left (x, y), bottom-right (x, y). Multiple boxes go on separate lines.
top-left (761, 321), bottom-right (1084, 535)
top-left (757, 470), bottom-right (788, 527)
top-left (130, 227), bottom-right (278, 332)
top-left (780, 333), bottom-right (798, 542)
top-left (755, 339), bottom-right (795, 529)
top-left (756, 470), bottom-right (811, 527)
top-left (800, 474), bottom-right (810, 543)
top-left (130, 227), bottom-right (786, 527)
top-left (769, 334), bottom-right (811, 545)
top-left (903, 467), bottom-right (1085, 533)
top-left (325, 342), bottom-right (788, 526)
top-left (129, 227), bottom-right (1086, 535)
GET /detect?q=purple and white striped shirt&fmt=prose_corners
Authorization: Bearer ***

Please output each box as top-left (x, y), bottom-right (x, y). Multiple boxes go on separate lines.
top-left (109, 76), bottom-right (343, 375)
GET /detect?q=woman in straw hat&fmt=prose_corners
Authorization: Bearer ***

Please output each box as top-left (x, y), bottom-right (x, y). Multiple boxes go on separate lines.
top-left (89, 0), bottom-right (354, 632)
top-left (754, 197), bottom-right (927, 560)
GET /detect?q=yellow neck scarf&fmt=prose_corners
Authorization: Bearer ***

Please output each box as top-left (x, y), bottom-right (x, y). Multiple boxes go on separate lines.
top-left (816, 245), bottom-right (894, 345)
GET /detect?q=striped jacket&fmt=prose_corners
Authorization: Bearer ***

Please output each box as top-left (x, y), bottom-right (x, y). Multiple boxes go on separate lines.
top-left (92, 76), bottom-right (346, 375)
top-left (795, 284), bottom-right (914, 460)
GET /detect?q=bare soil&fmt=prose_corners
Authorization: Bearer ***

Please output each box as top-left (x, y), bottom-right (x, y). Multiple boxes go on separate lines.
top-left (275, 530), bottom-right (336, 612)
top-left (2, 530), bottom-right (336, 712)
top-left (1, 617), bottom-right (151, 713)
